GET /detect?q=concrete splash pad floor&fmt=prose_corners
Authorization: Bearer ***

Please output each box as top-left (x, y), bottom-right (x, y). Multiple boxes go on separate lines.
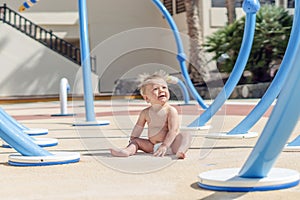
top-left (0, 99), bottom-right (300, 199)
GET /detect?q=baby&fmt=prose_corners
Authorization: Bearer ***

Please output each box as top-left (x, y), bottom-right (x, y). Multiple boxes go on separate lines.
top-left (110, 71), bottom-right (191, 159)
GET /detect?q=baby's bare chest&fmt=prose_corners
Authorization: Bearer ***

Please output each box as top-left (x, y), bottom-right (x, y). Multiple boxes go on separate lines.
top-left (147, 109), bottom-right (168, 126)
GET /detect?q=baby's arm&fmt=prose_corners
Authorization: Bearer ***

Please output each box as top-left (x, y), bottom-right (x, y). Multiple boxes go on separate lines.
top-left (110, 110), bottom-right (147, 157)
top-left (130, 109), bottom-right (147, 141)
top-left (153, 106), bottom-right (179, 157)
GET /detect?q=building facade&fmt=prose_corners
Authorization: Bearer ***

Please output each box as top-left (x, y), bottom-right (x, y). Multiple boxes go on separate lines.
top-left (0, 0), bottom-right (296, 95)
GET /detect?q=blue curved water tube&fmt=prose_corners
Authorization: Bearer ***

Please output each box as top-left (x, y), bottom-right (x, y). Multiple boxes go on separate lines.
top-left (188, 0), bottom-right (260, 128)
top-left (239, 0), bottom-right (300, 178)
top-left (177, 78), bottom-right (190, 104)
top-left (228, 1), bottom-right (300, 135)
top-left (152, 0), bottom-right (208, 109)
top-left (0, 119), bottom-right (51, 156)
top-left (168, 76), bottom-right (190, 104)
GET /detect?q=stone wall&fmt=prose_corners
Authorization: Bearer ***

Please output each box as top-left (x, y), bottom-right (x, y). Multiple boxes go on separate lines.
top-left (114, 77), bottom-right (271, 100)
top-left (197, 82), bottom-right (271, 99)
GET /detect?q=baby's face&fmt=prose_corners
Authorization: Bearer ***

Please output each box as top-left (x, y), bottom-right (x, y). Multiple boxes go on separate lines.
top-left (144, 80), bottom-right (170, 105)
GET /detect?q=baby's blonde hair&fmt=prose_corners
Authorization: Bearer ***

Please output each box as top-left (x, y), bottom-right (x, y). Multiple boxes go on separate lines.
top-left (138, 70), bottom-right (169, 96)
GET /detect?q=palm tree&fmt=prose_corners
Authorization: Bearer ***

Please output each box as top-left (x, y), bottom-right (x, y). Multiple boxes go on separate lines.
top-left (226, 0), bottom-right (236, 24)
top-left (279, 0), bottom-right (284, 6)
top-left (183, 0), bottom-right (211, 85)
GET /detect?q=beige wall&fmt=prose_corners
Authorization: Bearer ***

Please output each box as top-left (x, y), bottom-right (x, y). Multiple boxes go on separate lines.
top-left (87, 0), bottom-right (186, 92)
top-left (0, 0), bottom-right (294, 95)
top-left (1, 0), bottom-right (79, 39)
top-left (1, 0), bottom-right (188, 93)
top-left (0, 23), bottom-right (92, 96)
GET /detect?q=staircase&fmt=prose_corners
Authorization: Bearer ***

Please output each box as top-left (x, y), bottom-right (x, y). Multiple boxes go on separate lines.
top-left (0, 4), bottom-right (85, 67)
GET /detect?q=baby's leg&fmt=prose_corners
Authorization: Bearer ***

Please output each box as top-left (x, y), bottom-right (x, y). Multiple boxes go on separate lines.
top-left (171, 132), bottom-right (192, 159)
top-left (110, 143), bottom-right (137, 157)
top-left (131, 138), bottom-right (154, 153)
top-left (110, 138), bottom-right (154, 157)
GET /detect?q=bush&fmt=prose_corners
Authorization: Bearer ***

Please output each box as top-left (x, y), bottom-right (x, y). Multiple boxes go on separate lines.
top-left (204, 5), bottom-right (293, 83)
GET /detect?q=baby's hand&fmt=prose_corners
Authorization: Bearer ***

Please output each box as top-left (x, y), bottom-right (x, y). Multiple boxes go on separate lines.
top-left (153, 145), bottom-right (167, 157)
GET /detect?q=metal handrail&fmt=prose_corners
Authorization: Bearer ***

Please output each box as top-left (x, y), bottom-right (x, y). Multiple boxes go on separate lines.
top-left (0, 3), bottom-right (93, 69)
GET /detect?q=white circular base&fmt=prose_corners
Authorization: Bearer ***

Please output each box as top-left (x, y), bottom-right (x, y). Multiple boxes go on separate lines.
top-left (2, 138), bottom-right (58, 148)
top-left (198, 168), bottom-right (299, 192)
top-left (204, 132), bottom-right (258, 139)
top-left (180, 125), bottom-right (211, 131)
top-left (8, 152), bottom-right (80, 166)
top-left (33, 138), bottom-right (58, 147)
top-left (73, 120), bottom-right (110, 126)
top-left (23, 128), bottom-right (48, 136)
top-left (283, 144), bottom-right (300, 152)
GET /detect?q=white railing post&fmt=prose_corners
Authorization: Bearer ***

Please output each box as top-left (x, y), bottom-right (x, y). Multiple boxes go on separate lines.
top-left (59, 77), bottom-right (70, 115)
top-left (52, 77), bottom-right (74, 117)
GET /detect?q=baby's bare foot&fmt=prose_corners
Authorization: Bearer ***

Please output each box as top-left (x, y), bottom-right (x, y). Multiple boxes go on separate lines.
top-left (110, 148), bottom-right (131, 157)
top-left (176, 152), bottom-right (186, 159)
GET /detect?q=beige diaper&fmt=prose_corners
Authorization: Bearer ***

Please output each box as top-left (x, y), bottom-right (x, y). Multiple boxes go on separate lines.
top-left (153, 143), bottom-right (173, 155)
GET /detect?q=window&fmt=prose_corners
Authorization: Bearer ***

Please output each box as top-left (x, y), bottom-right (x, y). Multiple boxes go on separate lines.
top-left (163, 0), bottom-right (173, 15)
top-left (287, 0), bottom-right (295, 8)
top-left (211, 0), bottom-right (243, 8)
top-left (260, 0), bottom-right (276, 5)
top-left (176, 0), bottom-right (186, 14)
top-left (163, 0), bottom-right (185, 15)
top-left (235, 0), bottom-right (244, 7)
top-left (212, 0), bottom-right (243, 7)
top-left (212, 0), bottom-right (226, 7)
top-left (211, 0), bottom-right (275, 8)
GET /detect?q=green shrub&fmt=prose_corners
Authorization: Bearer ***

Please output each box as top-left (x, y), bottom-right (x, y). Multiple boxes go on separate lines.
top-left (204, 5), bottom-right (293, 83)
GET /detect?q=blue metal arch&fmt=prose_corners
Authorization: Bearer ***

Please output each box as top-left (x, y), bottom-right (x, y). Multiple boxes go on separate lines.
top-left (228, 0), bottom-right (300, 135)
top-left (152, 0), bottom-right (208, 109)
top-left (239, 0), bottom-right (300, 178)
top-left (188, 0), bottom-right (260, 127)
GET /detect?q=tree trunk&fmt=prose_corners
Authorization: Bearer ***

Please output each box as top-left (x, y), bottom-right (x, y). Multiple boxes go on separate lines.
top-left (278, 0), bottom-right (284, 7)
top-left (184, 0), bottom-right (210, 84)
top-left (226, 0), bottom-right (236, 24)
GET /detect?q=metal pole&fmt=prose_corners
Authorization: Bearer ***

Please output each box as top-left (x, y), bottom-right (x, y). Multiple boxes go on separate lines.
top-left (187, 0), bottom-right (260, 128)
top-left (78, 0), bottom-right (96, 122)
top-left (152, 0), bottom-right (208, 109)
